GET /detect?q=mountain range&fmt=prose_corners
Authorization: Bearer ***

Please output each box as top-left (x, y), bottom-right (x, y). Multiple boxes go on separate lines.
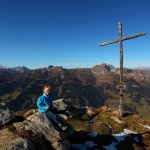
top-left (132, 66), bottom-right (150, 71)
top-left (0, 63), bottom-right (150, 120)
top-left (1, 64), bottom-right (150, 73)
top-left (0, 65), bottom-right (30, 74)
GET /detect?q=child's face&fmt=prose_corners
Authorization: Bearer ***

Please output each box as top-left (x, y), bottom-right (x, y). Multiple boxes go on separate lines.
top-left (44, 87), bottom-right (51, 96)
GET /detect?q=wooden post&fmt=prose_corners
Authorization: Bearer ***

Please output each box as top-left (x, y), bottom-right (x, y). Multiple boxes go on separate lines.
top-left (118, 22), bottom-right (123, 117)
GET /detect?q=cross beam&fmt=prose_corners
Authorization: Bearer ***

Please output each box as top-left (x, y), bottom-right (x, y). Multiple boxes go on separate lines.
top-left (99, 22), bottom-right (146, 117)
top-left (99, 32), bottom-right (146, 46)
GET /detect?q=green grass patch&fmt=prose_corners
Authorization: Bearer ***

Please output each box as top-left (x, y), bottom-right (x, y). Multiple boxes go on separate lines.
top-left (136, 105), bottom-right (150, 120)
top-left (11, 91), bottom-right (21, 99)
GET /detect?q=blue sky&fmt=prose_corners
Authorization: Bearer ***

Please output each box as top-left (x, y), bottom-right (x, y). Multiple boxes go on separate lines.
top-left (0, 0), bottom-right (149, 69)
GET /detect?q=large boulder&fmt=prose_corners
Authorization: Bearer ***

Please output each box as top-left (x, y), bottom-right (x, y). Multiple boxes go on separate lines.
top-left (0, 103), bottom-right (15, 126)
top-left (0, 128), bottom-right (35, 150)
top-left (13, 112), bottom-right (74, 150)
top-left (0, 102), bottom-right (74, 150)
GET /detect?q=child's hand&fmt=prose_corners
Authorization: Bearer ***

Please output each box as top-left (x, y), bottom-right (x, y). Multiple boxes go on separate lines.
top-left (45, 106), bottom-right (50, 110)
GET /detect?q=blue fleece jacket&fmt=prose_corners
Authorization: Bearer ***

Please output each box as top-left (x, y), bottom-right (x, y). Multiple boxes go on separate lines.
top-left (37, 93), bottom-right (53, 112)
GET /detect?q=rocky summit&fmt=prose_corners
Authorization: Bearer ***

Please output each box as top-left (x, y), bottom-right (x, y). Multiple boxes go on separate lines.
top-left (0, 99), bottom-right (150, 150)
top-left (0, 102), bottom-right (74, 150)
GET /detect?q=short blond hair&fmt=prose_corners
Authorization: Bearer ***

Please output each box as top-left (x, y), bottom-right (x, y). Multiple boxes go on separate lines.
top-left (43, 85), bottom-right (52, 92)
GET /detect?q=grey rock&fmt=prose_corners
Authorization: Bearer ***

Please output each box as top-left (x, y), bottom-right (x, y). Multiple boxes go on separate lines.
top-left (85, 106), bottom-right (98, 118)
top-left (0, 103), bottom-right (15, 126)
top-left (66, 106), bottom-right (98, 119)
top-left (0, 128), bottom-right (35, 150)
top-left (53, 99), bottom-right (67, 111)
top-left (13, 112), bottom-right (74, 150)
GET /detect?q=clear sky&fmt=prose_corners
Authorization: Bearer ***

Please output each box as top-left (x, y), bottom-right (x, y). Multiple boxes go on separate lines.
top-left (0, 0), bottom-right (149, 69)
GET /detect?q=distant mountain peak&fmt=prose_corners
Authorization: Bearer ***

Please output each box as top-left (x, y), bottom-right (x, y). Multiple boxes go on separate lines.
top-left (91, 63), bottom-right (117, 75)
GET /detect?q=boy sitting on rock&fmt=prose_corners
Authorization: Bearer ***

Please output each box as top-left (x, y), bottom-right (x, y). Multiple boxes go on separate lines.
top-left (37, 85), bottom-right (67, 131)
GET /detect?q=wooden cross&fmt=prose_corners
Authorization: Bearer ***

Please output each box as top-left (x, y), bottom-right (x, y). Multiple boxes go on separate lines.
top-left (99, 22), bottom-right (146, 117)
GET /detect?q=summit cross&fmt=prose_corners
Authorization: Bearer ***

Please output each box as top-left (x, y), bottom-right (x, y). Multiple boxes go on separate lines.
top-left (99, 22), bottom-right (146, 117)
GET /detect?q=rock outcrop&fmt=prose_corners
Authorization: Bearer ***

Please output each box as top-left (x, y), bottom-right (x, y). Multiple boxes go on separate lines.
top-left (13, 112), bottom-right (73, 150)
top-left (0, 103), bottom-right (15, 127)
top-left (0, 101), bottom-right (74, 150)
top-left (0, 99), bottom-right (150, 150)
top-left (0, 128), bottom-right (35, 150)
